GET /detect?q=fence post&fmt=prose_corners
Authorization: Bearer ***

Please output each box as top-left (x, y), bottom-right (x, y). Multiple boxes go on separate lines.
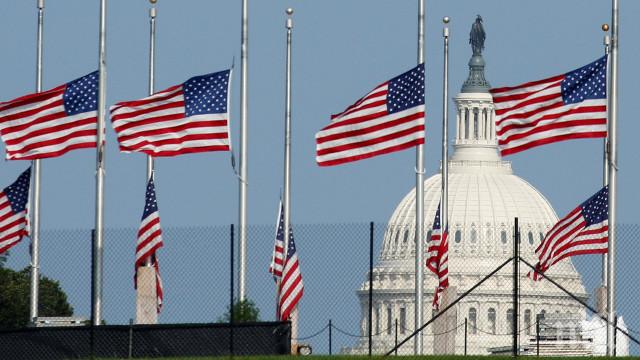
top-left (464, 317), bottom-right (467, 356)
top-left (536, 319), bottom-right (540, 357)
top-left (395, 319), bottom-right (398, 356)
top-left (369, 221), bottom-right (374, 357)
top-left (329, 319), bottom-right (332, 355)
top-left (513, 217), bottom-right (520, 357)
top-left (229, 224), bottom-right (235, 357)
top-left (128, 318), bottom-right (133, 359)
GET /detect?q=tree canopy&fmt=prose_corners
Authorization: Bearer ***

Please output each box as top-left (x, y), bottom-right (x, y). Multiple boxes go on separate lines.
top-left (217, 298), bottom-right (261, 323)
top-left (0, 264), bottom-right (73, 328)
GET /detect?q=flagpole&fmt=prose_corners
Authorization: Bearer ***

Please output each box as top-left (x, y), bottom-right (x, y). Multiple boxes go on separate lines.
top-left (441, 15), bottom-right (450, 291)
top-left (282, 7), bottom-right (297, 346)
top-left (237, 0), bottom-right (249, 302)
top-left (147, 1), bottom-right (157, 183)
top-left (29, 0), bottom-right (45, 324)
top-left (601, 23), bottom-right (610, 302)
top-left (414, 0), bottom-right (425, 355)
top-left (606, 0), bottom-right (619, 355)
top-left (92, 0), bottom-right (108, 326)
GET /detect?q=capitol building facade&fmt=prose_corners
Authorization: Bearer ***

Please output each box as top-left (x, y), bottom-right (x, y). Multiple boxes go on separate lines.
top-left (346, 20), bottom-right (590, 355)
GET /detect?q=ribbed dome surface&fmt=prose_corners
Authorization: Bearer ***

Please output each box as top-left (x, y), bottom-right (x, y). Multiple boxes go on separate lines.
top-left (379, 160), bottom-right (580, 277)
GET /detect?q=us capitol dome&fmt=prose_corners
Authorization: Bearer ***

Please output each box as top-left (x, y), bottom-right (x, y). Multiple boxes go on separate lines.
top-left (345, 17), bottom-right (590, 355)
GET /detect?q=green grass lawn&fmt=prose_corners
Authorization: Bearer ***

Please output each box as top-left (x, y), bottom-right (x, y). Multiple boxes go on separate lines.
top-left (99, 356), bottom-right (640, 360)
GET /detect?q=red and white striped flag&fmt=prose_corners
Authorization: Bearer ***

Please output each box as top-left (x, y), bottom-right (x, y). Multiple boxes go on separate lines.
top-left (0, 72), bottom-right (98, 160)
top-left (0, 168), bottom-right (31, 254)
top-left (531, 186), bottom-right (608, 281)
top-left (272, 203), bottom-right (303, 321)
top-left (135, 176), bottom-right (164, 312)
top-left (490, 56), bottom-right (607, 156)
top-left (316, 64), bottom-right (425, 166)
top-left (426, 203), bottom-right (449, 309)
top-left (268, 201), bottom-right (286, 279)
top-left (110, 70), bottom-right (231, 157)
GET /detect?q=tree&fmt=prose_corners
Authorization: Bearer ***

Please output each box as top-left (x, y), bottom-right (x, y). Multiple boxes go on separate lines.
top-left (217, 299), bottom-right (261, 323)
top-left (0, 266), bottom-right (73, 328)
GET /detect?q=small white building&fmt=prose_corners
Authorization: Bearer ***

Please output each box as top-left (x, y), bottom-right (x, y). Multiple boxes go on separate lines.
top-left (345, 17), bottom-right (594, 355)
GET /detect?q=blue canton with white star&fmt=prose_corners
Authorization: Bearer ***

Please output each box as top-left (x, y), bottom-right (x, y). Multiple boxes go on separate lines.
top-left (63, 71), bottom-right (99, 116)
top-left (276, 202), bottom-right (295, 257)
top-left (581, 185), bottom-right (608, 226)
top-left (4, 167), bottom-right (31, 213)
top-left (432, 205), bottom-right (441, 230)
top-left (387, 64), bottom-right (425, 114)
top-left (561, 56), bottom-right (607, 105)
top-left (286, 230), bottom-right (297, 259)
top-left (183, 70), bottom-right (230, 117)
top-left (142, 177), bottom-right (159, 220)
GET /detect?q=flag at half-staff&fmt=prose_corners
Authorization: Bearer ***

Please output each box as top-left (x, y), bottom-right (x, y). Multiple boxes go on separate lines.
top-left (490, 56), bottom-right (607, 156)
top-left (135, 176), bottom-right (164, 313)
top-left (269, 201), bottom-right (286, 281)
top-left (315, 64), bottom-right (425, 166)
top-left (0, 167), bottom-right (31, 254)
top-left (426, 203), bottom-right (449, 309)
top-left (270, 201), bottom-right (303, 321)
top-left (0, 72), bottom-right (99, 160)
top-left (531, 186), bottom-right (608, 281)
top-left (110, 69), bottom-right (232, 157)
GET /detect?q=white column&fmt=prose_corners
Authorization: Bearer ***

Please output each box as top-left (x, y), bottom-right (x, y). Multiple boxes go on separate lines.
top-left (469, 107), bottom-right (475, 140)
top-left (456, 108), bottom-right (460, 140)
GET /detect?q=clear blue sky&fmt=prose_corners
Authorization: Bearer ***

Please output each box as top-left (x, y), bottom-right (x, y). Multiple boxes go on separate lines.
top-left (1, 0), bottom-right (638, 229)
top-left (1, 0), bottom-right (639, 352)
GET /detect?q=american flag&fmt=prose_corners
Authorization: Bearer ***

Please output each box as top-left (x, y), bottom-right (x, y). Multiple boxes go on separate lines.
top-left (426, 203), bottom-right (449, 309)
top-left (274, 205), bottom-right (303, 321)
top-left (0, 72), bottom-right (98, 160)
top-left (0, 168), bottom-right (31, 254)
top-left (531, 186), bottom-right (608, 281)
top-left (110, 70), bottom-right (231, 157)
top-left (135, 176), bottom-right (164, 312)
top-left (490, 56), bottom-right (607, 156)
top-left (316, 64), bottom-right (425, 166)
top-left (268, 201), bottom-right (286, 279)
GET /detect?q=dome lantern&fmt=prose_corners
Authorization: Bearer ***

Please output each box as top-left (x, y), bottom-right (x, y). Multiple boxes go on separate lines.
top-left (452, 15), bottom-right (500, 163)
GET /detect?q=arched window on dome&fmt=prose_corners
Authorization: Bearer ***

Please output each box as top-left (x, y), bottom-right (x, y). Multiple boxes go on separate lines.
top-left (539, 232), bottom-right (545, 243)
top-left (500, 230), bottom-right (507, 244)
top-left (469, 307), bottom-right (477, 334)
top-left (454, 230), bottom-right (462, 243)
top-left (403, 230), bottom-right (409, 245)
top-left (400, 307), bottom-right (407, 334)
top-left (537, 310), bottom-right (546, 323)
top-left (386, 307), bottom-right (393, 335)
top-left (528, 231), bottom-right (534, 245)
top-left (506, 309), bottom-right (515, 334)
top-left (524, 309), bottom-right (532, 335)
top-left (426, 230), bottom-right (432, 243)
top-left (488, 308), bottom-right (496, 334)
top-left (470, 229), bottom-right (477, 243)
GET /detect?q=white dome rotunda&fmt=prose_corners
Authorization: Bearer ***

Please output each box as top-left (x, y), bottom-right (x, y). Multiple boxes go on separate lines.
top-left (347, 17), bottom-right (588, 355)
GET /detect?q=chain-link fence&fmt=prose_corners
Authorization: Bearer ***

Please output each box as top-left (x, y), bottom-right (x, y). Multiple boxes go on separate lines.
top-left (0, 222), bottom-right (639, 357)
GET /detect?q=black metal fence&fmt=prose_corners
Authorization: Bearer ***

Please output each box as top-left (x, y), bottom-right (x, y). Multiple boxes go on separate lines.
top-left (1, 222), bottom-right (639, 356)
top-left (0, 322), bottom-right (290, 360)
